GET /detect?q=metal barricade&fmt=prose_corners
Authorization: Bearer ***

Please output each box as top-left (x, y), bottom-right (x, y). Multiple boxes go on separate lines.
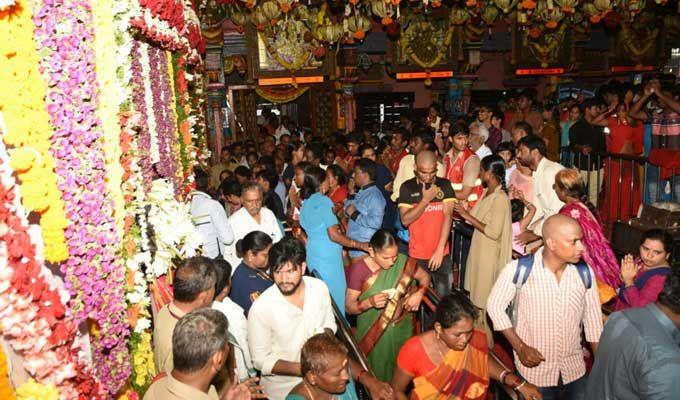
top-left (560, 148), bottom-right (678, 216)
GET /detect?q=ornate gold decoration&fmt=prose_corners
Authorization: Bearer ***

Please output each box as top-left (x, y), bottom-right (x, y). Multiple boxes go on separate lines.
top-left (256, 86), bottom-right (310, 103)
top-left (398, 11), bottom-right (454, 69)
top-left (522, 23), bottom-right (568, 67)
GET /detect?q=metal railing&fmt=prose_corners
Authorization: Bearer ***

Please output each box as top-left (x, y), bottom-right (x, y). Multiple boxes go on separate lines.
top-left (559, 148), bottom-right (679, 219)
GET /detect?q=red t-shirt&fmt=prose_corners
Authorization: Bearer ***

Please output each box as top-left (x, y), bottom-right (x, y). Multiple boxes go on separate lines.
top-left (397, 177), bottom-right (455, 260)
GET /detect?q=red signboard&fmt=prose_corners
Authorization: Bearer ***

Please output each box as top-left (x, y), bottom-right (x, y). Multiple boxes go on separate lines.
top-left (515, 68), bottom-right (565, 76)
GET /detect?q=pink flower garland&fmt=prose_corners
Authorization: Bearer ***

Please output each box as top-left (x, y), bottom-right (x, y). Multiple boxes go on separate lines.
top-left (0, 143), bottom-right (105, 399)
top-left (131, 40), bottom-right (155, 190)
top-left (31, 0), bottom-right (130, 394)
top-left (148, 46), bottom-right (182, 197)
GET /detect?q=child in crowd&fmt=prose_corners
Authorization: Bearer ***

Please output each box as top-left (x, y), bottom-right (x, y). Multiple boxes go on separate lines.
top-left (511, 198), bottom-right (536, 256)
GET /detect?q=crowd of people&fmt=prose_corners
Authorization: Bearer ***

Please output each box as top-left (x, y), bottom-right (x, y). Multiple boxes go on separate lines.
top-left (147, 77), bottom-right (680, 400)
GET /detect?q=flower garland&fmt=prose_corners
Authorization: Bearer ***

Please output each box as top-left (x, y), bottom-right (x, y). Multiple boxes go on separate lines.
top-left (131, 40), bottom-right (156, 190)
top-left (30, 0), bottom-right (130, 394)
top-left (147, 179), bottom-right (203, 278)
top-left (186, 64), bottom-right (210, 169)
top-left (166, 51), bottom-right (188, 199)
top-left (91, 0), bottom-right (136, 235)
top-left (171, 53), bottom-right (193, 195)
top-left (0, 123), bottom-right (104, 399)
top-left (0, 342), bottom-right (15, 399)
top-left (120, 111), bottom-right (156, 395)
top-left (129, 0), bottom-right (204, 65)
top-left (0, 0), bottom-right (69, 264)
top-left (15, 380), bottom-right (60, 400)
top-left (128, 332), bottom-right (155, 394)
top-left (148, 46), bottom-right (182, 198)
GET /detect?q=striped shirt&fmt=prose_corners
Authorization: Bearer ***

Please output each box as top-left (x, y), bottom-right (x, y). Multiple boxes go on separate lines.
top-left (487, 250), bottom-right (603, 387)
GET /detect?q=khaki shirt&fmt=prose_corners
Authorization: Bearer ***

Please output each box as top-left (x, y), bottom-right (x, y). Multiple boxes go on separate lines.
top-left (210, 161), bottom-right (238, 190)
top-left (143, 373), bottom-right (219, 400)
top-left (153, 303), bottom-right (186, 374)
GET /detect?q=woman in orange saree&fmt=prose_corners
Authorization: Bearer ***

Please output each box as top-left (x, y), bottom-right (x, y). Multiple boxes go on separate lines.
top-left (391, 292), bottom-right (542, 400)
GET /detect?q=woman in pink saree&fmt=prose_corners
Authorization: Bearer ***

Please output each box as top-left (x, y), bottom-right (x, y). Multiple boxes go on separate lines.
top-left (554, 169), bottom-right (621, 303)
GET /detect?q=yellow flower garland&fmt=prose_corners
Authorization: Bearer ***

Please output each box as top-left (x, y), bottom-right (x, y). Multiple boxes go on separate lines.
top-left (0, 342), bottom-right (16, 400)
top-left (166, 51), bottom-right (185, 199)
top-left (131, 332), bottom-right (155, 388)
top-left (15, 380), bottom-right (60, 400)
top-left (91, 0), bottom-right (125, 235)
top-left (0, 0), bottom-right (69, 263)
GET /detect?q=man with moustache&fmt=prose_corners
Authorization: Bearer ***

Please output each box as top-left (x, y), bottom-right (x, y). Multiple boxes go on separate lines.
top-left (247, 238), bottom-right (394, 400)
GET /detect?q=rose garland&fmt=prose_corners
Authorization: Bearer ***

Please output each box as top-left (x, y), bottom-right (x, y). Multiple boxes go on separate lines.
top-left (129, 0), bottom-right (204, 65)
top-left (0, 125), bottom-right (104, 399)
top-left (30, 0), bottom-right (130, 394)
top-left (0, 0), bottom-right (69, 264)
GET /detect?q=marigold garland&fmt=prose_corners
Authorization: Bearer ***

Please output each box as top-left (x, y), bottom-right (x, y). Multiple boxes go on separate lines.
top-left (171, 53), bottom-right (194, 196)
top-left (30, 0), bottom-right (130, 394)
top-left (0, 0), bottom-right (69, 264)
top-left (0, 342), bottom-right (15, 399)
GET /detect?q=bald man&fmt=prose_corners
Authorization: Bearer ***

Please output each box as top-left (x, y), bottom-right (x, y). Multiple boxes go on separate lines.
top-left (397, 150), bottom-right (456, 297)
top-left (487, 214), bottom-right (603, 399)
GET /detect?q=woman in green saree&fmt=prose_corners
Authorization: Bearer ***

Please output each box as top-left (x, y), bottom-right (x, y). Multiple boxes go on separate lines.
top-left (346, 230), bottom-right (430, 382)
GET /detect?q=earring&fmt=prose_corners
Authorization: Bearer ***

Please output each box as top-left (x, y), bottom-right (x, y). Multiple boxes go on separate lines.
top-left (435, 331), bottom-right (440, 340)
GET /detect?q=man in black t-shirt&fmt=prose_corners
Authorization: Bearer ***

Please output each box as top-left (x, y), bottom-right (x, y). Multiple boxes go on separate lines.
top-left (398, 151), bottom-right (456, 297)
top-left (569, 98), bottom-right (607, 205)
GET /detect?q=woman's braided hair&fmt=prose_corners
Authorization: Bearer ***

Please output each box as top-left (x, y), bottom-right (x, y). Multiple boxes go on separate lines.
top-left (481, 154), bottom-right (507, 193)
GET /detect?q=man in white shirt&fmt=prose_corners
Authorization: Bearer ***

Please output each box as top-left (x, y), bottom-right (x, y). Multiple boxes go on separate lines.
top-left (191, 169), bottom-right (234, 258)
top-left (469, 122), bottom-right (493, 160)
top-left (390, 130), bottom-right (445, 202)
top-left (225, 183), bottom-right (283, 270)
top-left (248, 238), bottom-right (393, 400)
top-left (515, 134), bottom-right (565, 245)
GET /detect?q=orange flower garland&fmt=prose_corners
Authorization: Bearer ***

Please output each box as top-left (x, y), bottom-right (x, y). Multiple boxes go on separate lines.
top-left (0, 342), bottom-right (15, 400)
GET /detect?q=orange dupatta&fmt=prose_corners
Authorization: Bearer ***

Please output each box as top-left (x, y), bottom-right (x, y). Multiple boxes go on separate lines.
top-left (411, 330), bottom-right (489, 400)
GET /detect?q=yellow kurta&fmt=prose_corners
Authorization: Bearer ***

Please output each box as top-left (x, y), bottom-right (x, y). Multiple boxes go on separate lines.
top-left (464, 185), bottom-right (513, 310)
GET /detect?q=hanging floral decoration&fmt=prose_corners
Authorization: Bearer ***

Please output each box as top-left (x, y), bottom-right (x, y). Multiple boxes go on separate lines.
top-left (92, 0), bottom-right (137, 236)
top-left (30, 0), bottom-right (130, 394)
top-left (172, 53), bottom-right (201, 197)
top-left (220, 0), bottom-right (675, 41)
top-left (148, 46), bottom-right (183, 198)
top-left (130, 0), bottom-right (205, 65)
top-left (0, 0), bottom-right (69, 264)
top-left (131, 40), bottom-right (157, 191)
top-left (0, 132), bottom-right (104, 399)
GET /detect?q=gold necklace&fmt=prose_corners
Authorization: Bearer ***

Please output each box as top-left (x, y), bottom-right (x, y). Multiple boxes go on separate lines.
top-left (304, 382), bottom-right (333, 400)
top-left (435, 335), bottom-right (449, 361)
